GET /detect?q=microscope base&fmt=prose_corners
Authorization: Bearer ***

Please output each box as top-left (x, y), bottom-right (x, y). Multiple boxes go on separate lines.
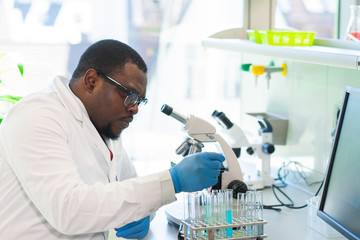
top-left (165, 200), bottom-right (183, 227)
top-left (245, 178), bottom-right (274, 190)
top-left (241, 157), bottom-right (274, 189)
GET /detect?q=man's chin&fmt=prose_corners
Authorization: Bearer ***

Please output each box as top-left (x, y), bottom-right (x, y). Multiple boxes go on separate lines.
top-left (101, 127), bottom-right (124, 140)
top-left (108, 134), bottom-right (121, 140)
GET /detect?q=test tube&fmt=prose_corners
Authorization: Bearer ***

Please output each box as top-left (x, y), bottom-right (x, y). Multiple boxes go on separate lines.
top-left (194, 192), bottom-right (202, 226)
top-left (205, 192), bottom-right (216, 240)
top-left (236, 192), bottom-right (246, 237)
top-left (189, 192), bottom-right (197, 225)
top-left (199, 191), bottom-right (207, 225)
top-left (225, 189), bottom-right (233, 238)
top-left (194, 192), bottom-right (207, 238)
top-left (210, 190), bottom-right (219, 226)
top-left (212, 191), bottom-right (219, 226)
top-left (216, 190), bottom-right (225, 238)
top-left (246, 190), bottom-right (255, 237)
top-left (183, 192), bottom-right (191, 223)
top-left (182, 192), bottom-right (192, 238)
top-left (255, 191), bottom-right (264, 235)
top-left (235, 192), bottom-right (243, 223)
top-left (205, 192), bottom-right (214, 226)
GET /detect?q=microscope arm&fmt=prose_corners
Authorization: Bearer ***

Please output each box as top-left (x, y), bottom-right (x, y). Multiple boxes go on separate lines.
top-left (213, 134), bottom-right (244, 188)
top-left (190, 132), bottom-right (244, 186)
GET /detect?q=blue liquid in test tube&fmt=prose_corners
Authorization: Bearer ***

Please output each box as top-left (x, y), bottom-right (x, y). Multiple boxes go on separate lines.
top-left (225, 189), bottom-right (233, 237)
top-left (226, 210), bottom-right (232, 236)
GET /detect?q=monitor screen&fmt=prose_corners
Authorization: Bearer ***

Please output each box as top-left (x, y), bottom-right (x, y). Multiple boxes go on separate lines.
top-left (318, 86), bottom-right (360, 240)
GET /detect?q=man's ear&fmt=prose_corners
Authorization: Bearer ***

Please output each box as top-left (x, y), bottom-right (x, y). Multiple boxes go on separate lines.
top-left (83, 69), bottom-right (98, 93)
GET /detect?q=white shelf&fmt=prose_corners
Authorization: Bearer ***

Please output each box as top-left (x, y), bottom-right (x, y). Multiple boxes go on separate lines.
top-left (202, 37), bottom-right (360, 70)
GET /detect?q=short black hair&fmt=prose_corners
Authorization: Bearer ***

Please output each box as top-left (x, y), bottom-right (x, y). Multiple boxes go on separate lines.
top-left (71, 39), bottom-right (147, 80)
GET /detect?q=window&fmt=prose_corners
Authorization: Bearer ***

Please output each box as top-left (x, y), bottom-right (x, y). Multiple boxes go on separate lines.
top-left (124, 0), bottom-right (246, 175)
top-left (275, 0), bottom-right (337, 38)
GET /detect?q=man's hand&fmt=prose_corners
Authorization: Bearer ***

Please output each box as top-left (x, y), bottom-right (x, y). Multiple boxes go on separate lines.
top-left (115, 215), bottom-right (150, 239)
top-left (169, 152), bottom-right (225, 193)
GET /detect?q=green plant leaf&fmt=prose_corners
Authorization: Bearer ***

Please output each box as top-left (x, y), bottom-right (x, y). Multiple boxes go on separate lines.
top-left (17, 64), bottom-right (24, 76)
top-left (0, 95), bottom-right (22, 103)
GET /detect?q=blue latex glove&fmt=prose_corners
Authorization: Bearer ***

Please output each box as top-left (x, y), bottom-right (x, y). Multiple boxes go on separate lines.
top-left (115, 215), bottom-right (150, 239)
top-left (169, 152), bottom-right (225, 193)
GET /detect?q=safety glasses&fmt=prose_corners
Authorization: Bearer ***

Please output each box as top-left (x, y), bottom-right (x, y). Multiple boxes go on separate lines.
top-left (96, 70), bottom-right (148, 108)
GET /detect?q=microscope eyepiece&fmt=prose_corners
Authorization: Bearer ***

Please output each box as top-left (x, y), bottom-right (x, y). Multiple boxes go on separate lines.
top-left (161, 104), bottom-right (187, 124)
top-left (161, 104), bottom-right (173, 116)
top-left (211, 110), bottom-right (234, 129)
top-left (211, 110), bottom-right (221, 118)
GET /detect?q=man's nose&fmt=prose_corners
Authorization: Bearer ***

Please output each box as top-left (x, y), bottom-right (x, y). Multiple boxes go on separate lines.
top-left (126, 104), bottom-right (139, 115)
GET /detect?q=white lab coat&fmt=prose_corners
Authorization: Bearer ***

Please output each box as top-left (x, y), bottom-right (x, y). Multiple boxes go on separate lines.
top-left (0, 76), bottom-right (176, 240)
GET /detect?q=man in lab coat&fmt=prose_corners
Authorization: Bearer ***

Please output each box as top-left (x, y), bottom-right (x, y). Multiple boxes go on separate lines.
top-left (0, 39), bottom-right (224, 239)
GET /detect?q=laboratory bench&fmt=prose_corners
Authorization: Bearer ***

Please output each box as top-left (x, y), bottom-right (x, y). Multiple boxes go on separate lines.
top-left (143, 184), bottom-right (346, 240)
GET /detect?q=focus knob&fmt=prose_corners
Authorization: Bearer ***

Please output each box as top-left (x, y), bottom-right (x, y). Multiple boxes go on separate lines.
top-left (228, 180), bottom-right (248, 198)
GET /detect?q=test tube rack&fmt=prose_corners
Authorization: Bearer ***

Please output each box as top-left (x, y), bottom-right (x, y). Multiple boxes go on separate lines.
top-left (182, 220), bottom-right (268, 240)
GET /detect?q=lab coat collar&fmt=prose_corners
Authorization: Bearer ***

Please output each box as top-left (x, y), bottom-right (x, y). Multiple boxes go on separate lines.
top-left (53, 76), bottom-right (87, 124)
top-left (52, 76), bottom-right (113, 166)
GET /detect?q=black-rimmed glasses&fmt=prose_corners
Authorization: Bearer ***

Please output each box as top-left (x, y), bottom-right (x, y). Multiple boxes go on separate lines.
top-left (96, 70), bottom-right (148, 108)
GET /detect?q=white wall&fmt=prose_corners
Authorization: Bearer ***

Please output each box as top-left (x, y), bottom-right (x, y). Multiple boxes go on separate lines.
top-left (239, 53), bottom-right (360, 175)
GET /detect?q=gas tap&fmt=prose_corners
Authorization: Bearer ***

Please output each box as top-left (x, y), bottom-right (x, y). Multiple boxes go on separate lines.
top-left (242, 62), bottom-right (287, 89)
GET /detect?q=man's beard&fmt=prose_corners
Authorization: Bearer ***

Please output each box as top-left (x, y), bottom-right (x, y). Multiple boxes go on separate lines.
top-left (100, 123), bottom-right (121, 140)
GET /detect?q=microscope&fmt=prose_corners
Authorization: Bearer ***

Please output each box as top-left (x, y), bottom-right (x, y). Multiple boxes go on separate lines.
top-left (212, 110), bottom-right (275, 189)
top-left (161, 104), bottom-right (248, 196)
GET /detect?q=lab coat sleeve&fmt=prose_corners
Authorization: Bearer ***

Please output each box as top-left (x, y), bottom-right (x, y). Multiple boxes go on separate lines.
top-left (113, 139), bottom-right (162, 223)
top-left (1, 102), bottom-right (176, 235)
top-left (113, 136), bottom-right (176, 210)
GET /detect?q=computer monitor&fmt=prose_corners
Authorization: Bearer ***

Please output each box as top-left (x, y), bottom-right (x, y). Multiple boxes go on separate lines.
top-left (318, 86), bottom-right (360, 240)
